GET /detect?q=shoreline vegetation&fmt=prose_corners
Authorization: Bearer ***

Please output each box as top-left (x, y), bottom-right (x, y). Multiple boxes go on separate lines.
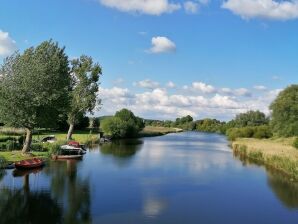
top-left (0, 126), bottom-right (181, 166)
top-left (232, 137), bottom-right (298, 180)
top-left (138, 126), bottom-right (183, 137)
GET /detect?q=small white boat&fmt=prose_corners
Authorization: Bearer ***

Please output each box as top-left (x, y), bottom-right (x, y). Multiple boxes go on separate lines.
top-left (60, 145), bottom-right (86, 155)
top-left (61, 145), bottom-right (81, 150)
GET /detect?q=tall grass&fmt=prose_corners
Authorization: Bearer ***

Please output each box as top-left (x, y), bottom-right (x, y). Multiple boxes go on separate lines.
top-left (0, 127), bottom-right (26, 136)
top-left (233, 143), bottom-right (298, 181)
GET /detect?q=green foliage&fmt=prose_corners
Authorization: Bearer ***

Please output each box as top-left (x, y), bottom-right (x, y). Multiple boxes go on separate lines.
top-left (67, 55), bottom-right (102, 126)
top-left (232, 110), bottom-right (269, 128)
top-left (0, 127), bottom-right (25, 136)
top-left (270, 85), bottom-right (298, 137)
top-left (293, 138), bottom-right (298, 149)
top-left (195, 119), bottom-right (226, 133)
top-left (227, 125), bottom-right (272, 141)
top-left (0, 40), bottom-right (71, 130)
top-left (90, 117), bottom-right (100, 129)
top-left (101, 109), bottom-right (145, 138)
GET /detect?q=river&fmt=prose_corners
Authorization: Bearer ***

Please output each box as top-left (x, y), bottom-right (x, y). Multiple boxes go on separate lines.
top-left (0, 132), bottom-right (297, 223)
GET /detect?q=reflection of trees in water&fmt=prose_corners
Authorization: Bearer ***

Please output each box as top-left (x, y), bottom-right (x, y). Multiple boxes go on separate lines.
top-left (233, 151), bottom-right (298, 208)
top-left (267, 170), bottom-right (298, 208)
top-left (0, 160), bottom-right (91, 224)
top-left (100, 139), bottom-right (143, 157)
top-left (0, 188), bottom-right (62, 224)
top-left (44, 160), bottom-right (91, 224)
top-left (0, 169), bottom-right (5, 182)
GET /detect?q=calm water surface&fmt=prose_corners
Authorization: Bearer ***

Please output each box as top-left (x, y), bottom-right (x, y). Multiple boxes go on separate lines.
top-left (0, 132), bottom-right (298, 224)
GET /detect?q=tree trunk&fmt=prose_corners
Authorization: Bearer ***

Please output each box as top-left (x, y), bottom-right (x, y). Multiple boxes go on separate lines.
top-left (67, 123), bottom-right (74, 141)
top-left (22, 128), bottom-right (32, 153)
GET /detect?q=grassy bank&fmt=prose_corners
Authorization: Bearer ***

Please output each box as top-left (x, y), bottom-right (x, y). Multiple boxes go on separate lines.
top-left (232, 137), bottom-right (298, 180)
top-left (32, 130), bottom-right (100, 145)
top-left (0, 130), bottom-right (100, 164)
top-left (138, 126), bottom-right (183, 137)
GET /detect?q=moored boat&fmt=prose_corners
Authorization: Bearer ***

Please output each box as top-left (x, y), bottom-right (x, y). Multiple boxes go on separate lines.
top-left (52, 154), bottom-right (83, 160)
top-left (15, 158), bottom-right (45, 170)
top-left (68, 141), bottom-right (86, 150)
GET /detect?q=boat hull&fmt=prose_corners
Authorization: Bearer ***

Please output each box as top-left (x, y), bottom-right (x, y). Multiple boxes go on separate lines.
top-left (52, 155), bottom-right (83, 160)
top-left (14, 159), bottom-right (45, 170)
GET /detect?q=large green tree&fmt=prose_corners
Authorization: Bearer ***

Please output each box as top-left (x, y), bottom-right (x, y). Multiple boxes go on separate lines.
top-left (270, 85), bottom-right (298, 137)
top-left (232, 110), bottom-right (269, 128)
top-left (66, 55), bottom-right (101, 140)
top-left (0, 40), bottom-right (71, 153)
top-left (101, 109), bottom-right (144, 138)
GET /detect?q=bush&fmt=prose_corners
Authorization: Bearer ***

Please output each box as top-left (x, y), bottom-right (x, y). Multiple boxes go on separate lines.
top-left (293, 137), bottom-right (298, 149)
top-left (227, 125), bottom-right (272, 141)
top-left (30, 143), bottom-right (47, 152)
top-left (0, 140), bottom-right (20, 151)
top-left (101, 109), bottom-right (145, 139)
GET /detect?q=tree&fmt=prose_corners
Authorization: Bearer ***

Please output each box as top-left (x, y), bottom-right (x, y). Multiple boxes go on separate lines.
top-left (0, 40), bottom-right (71, 153)
top-left (101, 109), bottom-right (144, 138)
top-left (233, 110), bottom-right (269, 128)
top-left (270, 85), bottom-right (298, 137)
top-left (66, 55), bottom-right (101, 140)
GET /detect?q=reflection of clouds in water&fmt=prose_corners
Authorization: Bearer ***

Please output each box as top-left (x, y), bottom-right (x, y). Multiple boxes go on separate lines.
top-left (143, 197), bottom-right (167, 218)
top-left (137, 137), bottom-right (233, 176)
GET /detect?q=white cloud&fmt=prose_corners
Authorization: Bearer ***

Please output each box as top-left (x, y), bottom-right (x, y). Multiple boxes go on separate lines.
top-left (184, 1), bottom-right (199, 14)
top-left (254, 85), bottom-right (267, 90)
top-left (148, 36), bottom-right (176, 54)
top-left (234, 88), bottom-right (252, 97)
top-left (166, 81), bottom-right (176, 88)
top-left (192, 82), bottom-right (216, 94)
top-left (134, 79), bottom-right (160, 89)
top-left (99, 0), bottom-right (181, 15)
top-left (97, 82), bottom-right (280, 120)
top-left (222, 0), bottom-right (298, 20)
top-left (0, 30), bottom-right (17, 57)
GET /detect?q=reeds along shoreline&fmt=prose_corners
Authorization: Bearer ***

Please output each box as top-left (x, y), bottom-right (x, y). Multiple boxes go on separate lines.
top-left (232, 142), bottom-right (298, 181)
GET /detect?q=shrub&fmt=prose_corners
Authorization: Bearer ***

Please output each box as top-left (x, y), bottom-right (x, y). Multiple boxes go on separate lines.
top-left (30, 143), bottom-right (47, 152)
top-left (293, 137), bottom-right (298, 149)
top-left (253, 125), bottom-right (273, 139)
top-left (226, 125), bottom-right (272, 141)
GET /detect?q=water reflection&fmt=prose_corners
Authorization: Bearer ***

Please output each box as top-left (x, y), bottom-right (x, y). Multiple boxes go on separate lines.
top-left (44, 160), bottom-right (91, 224)
top-left (0, 169), bottom-right (5, 182)
top-left (267, 170), bottom-right (298, 209)
top-left (100, 139), bottom-right (143, 158)
top-left (0, 160), bottom-right (91, 224)
top-left (0, 188), bottom-right (62, 224)
top-left (234, 151), bottom-right (298, 209)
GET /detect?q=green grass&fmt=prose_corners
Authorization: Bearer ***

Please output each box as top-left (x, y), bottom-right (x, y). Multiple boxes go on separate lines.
top-left (0, 129), bottom-right (100, 163)
top-left (0, 151), bottom-right (48, 164)
top-left (138, 126), bottom-right (182, 137)
top-left (32, 129), bottom-right (99, 143)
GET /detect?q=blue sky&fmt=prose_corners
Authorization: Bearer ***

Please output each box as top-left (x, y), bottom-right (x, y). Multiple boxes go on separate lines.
top-left (1, 0), bottom-right (298, 120)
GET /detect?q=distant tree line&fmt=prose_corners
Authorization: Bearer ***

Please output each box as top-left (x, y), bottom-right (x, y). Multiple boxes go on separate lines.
top-left (144, 84), bottom-right (298, 141)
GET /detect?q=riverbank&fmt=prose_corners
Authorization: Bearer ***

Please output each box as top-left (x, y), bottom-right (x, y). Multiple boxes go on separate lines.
top-left (0, 130), bottom-right (100, 165)
top-left (232, 137), bottom-right (298, 180)
top-left (138, 126), bottom-right (183, 137)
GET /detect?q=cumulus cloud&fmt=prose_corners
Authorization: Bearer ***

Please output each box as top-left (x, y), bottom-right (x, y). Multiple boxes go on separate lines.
top-left (134, 79), bottom-right (160, 89)
top-left (222, 0), bottom-right (298, 20)
top-left (184, 1), bottom-right (199, 14)
top-left (166, 81), bottom-right (176, 88)
top-left (191, 82), bottom-right (216, 94)
top-left (99, 0), bottom-right (180, 15)
top-left (0, 30), bottom-right (17, 57)
top-left (96, 81), bottom-right (278, 120)
top-left (254, 85), bottom-right (267, 90)
top-left (148, 36), bottom-right (176, 54)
